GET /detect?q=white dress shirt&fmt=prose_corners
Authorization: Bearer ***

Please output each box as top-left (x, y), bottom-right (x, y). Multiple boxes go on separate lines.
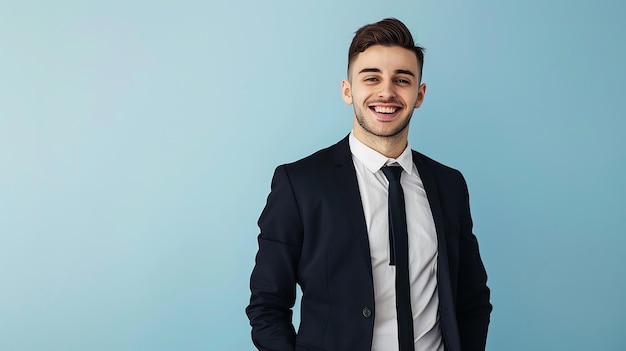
top-left (349, 132), bottom-right (443, 351)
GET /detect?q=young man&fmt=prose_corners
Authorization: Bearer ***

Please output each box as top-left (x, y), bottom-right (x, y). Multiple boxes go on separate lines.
top-left (247, 18), bottom-right (492, 351)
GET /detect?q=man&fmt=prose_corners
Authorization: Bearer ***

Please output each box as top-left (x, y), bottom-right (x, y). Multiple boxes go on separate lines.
top-left (246, 18), bottom-right (492, 351)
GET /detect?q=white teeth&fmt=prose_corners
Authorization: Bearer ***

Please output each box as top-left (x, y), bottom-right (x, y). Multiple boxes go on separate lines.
top-left (373, 106), bottom-right (398, 114)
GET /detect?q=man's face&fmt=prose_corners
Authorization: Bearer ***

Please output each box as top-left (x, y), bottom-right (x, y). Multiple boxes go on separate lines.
top-left (342, 45), bottom-right (426, 141)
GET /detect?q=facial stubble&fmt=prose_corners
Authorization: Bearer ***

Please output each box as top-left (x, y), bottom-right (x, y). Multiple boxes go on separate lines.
top-left (353, 104), bottom-right (414, 138)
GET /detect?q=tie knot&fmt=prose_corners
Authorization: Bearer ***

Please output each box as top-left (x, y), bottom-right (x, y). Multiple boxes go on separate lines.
top-left (382, 166), bottom-right (403, 182)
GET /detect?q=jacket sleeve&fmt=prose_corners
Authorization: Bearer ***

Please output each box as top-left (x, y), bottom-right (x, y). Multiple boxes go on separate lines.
top-left (455, 173), bottom-right (493, 351)
top-left (246, 166), bottom-right (303, 351)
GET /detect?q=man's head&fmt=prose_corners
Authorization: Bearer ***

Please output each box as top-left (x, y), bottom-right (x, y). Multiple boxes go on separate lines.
top-left (342, 18), bottom-right (426, 155)
top-left (347, 18), bottom-right (424, 80)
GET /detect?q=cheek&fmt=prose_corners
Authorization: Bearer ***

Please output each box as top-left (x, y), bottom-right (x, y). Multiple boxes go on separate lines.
top-left (352, 91), bottom-right (370, 105)
top-left (402, 91), bottom-right (419, 104)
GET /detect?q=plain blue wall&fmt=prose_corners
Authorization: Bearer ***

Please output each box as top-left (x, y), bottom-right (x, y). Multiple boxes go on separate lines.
top-left (1, 0), bottom-right (624, 350)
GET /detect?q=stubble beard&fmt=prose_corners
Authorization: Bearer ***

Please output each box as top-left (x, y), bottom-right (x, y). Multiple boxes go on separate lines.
top-left (354, 105), bottom-right (413, 138)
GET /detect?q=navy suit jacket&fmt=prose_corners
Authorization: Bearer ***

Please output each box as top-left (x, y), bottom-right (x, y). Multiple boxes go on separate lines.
top-left (246, 136), bottom-right (492, 351)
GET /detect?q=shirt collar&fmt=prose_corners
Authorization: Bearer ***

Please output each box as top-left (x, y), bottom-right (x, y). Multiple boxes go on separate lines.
top-left (349, 131), bottom-right (414, 175)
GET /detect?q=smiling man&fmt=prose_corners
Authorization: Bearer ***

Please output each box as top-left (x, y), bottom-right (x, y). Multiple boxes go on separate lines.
top-left (247, 18), bottom-right (492, 351)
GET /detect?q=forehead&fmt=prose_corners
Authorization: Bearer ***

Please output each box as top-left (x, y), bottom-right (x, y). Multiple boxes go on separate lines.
top-left (350, 45), bottom-right (419, 75)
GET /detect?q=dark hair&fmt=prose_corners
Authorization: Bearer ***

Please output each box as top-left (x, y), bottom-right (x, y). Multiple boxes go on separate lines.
top-left (348, 18), bottom-right (424, 77)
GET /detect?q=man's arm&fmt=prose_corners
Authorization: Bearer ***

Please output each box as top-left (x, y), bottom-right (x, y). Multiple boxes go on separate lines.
top-left (246, 166), bottom-right (302, 351)
top-left (456, 174), bottom-right (492, 351)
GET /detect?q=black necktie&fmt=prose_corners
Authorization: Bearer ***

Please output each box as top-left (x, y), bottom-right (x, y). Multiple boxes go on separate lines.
top-left (382, 166), bottom-right (415, 351)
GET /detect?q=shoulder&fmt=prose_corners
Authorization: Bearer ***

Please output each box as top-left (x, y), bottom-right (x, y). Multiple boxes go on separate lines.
top-left (284, 144), bottom-right (335, 170)
top-left (278, 136), bottom-right (350, 174)
top-left (266, 137), bottom-right (351, 194)
top-left (412, 150), bottom-right (465, 182)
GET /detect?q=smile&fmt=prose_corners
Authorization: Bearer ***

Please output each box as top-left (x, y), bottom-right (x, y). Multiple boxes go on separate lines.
top-left (368, 105), bottom-right (403, 119)
top-left (371, 106), bottom-right (399, 114)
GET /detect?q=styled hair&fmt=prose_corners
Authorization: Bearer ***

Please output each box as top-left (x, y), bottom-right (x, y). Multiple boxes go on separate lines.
top-left (348, 18), bottom-right (424, 77)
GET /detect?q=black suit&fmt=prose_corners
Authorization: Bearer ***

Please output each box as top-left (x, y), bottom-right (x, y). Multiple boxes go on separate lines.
top-left (246, 136), bottom-right (492, 351)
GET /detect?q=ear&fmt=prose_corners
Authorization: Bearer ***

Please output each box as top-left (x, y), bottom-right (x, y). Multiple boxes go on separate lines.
top-left (414, 83), bottom-right (427, 109)
top-left (341, 79), bottom-right (353, 105)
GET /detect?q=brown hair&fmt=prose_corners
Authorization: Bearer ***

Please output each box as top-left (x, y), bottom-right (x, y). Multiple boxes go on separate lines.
top-left (348, 18), bottom-right (424, 77)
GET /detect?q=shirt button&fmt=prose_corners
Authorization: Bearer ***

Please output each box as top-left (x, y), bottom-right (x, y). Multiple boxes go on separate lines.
top-left (362, 307), bottom-right (372, 318)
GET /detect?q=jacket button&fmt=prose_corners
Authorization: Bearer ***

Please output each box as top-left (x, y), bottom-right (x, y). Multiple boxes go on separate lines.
top-left (362, 307), bottom-right (372, 318)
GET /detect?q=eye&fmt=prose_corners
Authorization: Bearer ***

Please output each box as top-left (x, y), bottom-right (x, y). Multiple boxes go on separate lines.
top-left (364, 77), bottom-right (379, 82)
top-left (395, 78), bottom-right (411, 85)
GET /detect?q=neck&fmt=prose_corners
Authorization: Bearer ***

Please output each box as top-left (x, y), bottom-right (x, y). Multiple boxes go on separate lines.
top-left (353, 128), bottom-right (408, 159)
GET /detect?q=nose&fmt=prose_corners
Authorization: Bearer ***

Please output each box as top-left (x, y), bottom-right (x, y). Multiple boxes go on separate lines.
top-left (377, 80), bottom-right (396, 100)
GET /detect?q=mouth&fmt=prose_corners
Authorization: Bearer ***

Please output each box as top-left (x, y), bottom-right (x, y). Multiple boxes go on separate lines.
top-left (369, 105), bottom-right (402, 120)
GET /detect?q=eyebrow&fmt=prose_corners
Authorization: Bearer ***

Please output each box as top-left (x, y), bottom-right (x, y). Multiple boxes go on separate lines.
top-left (358, 68), bottom-right (416, 77)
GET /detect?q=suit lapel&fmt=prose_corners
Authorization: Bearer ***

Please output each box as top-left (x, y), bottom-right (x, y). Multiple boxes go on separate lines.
top-left (412, 151), bottom-right (449, 269)
top-left (412, 151), bottom-right (461, 351)
top-left (332, 136), bottom-right (373, 276)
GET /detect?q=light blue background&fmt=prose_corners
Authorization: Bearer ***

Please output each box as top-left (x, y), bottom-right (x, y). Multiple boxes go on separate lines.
top-left (1, 0), bottom-right (624, 350)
